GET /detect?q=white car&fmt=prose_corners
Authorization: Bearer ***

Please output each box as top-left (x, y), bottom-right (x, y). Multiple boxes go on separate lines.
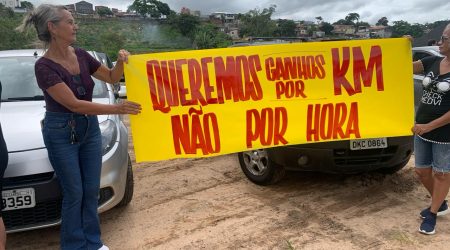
top-left (0, 49), bottom-right (133, 232)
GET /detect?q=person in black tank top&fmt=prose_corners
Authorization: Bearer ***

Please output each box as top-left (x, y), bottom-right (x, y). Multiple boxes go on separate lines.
top-left (408, 23), bottom-right (450, 235)
top-left (0, 81), bottom-right (8, 249)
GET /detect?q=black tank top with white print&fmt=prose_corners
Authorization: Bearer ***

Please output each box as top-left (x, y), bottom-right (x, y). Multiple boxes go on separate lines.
top-left (416, 56), bottom-right (450, 143)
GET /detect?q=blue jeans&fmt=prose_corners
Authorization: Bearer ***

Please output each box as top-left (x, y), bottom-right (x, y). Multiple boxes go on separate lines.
top-left (42, 112), bottom-right (103, 250)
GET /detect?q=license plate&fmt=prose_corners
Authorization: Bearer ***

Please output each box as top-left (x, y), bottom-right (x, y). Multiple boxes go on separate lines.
top-left (2, 188), bottom-right (36, 211)
top-left (350, 138), bottom-right (388, 150)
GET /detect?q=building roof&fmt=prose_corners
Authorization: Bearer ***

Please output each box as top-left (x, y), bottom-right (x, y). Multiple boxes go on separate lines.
top-left (369, 26), bottom-right (387, 31)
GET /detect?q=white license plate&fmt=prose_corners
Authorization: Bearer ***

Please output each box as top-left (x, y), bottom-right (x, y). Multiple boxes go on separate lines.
top-left (2, 188), bottom-right (36, 211)
top-left (350, 138), bottom-right (388, 150)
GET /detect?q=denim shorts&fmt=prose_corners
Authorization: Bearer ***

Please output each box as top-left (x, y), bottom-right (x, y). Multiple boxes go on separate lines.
top-left (414, 135), bottom-right (450, 173)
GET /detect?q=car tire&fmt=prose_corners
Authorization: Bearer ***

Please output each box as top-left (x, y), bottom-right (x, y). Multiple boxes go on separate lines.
top-left (117, 155), bottom-right (134, 207)
top-left (238, 149), bottom-right (286, 185)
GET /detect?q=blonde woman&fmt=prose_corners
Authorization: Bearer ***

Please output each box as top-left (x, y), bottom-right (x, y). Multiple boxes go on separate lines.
top-left (17, 4), bottom-right (141, 249)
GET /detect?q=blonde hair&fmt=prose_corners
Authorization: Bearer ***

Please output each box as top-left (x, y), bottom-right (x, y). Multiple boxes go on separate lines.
top-left (16, 4), bottom-right (67, 47)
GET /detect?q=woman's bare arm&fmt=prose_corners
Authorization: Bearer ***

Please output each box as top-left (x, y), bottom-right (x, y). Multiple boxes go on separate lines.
top-left (46, 82), bottom-right (141, 115)
top-left (92, 49), bottom-right (128, 84)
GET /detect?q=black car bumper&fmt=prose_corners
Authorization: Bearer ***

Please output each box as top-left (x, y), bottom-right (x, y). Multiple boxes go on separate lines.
top-left (2, 172), bottom-right (62, 233)
top-left (2, 172), bottom-right (114, 233)
top-left (267, 136), bottom-right (413, 173)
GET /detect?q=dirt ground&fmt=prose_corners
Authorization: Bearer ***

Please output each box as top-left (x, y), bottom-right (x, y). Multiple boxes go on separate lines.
top-left (6, 118), bottom-right (450, 250)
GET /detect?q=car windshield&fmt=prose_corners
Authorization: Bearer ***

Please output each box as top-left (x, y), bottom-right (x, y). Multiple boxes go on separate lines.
top-left (0, 56), bottom-right (108, 101)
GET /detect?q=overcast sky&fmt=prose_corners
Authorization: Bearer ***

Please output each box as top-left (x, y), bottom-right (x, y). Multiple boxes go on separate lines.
top-left (30, 0), bottom-right (450, 24)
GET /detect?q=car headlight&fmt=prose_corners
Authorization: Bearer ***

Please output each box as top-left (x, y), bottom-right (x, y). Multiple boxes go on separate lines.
top-left (99, 119), bottom-right (118, 155)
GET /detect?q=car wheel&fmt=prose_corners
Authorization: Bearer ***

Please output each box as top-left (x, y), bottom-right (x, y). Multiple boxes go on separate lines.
top-left (117, 155), bottom-right (134, 207)
top-left (238, 149), bottom-right (285, 185)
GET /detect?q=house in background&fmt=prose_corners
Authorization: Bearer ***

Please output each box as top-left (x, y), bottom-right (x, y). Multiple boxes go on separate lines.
top-left (332, 24), bottom-right (356, 37)
top-left (295, 21), bottom-right (315, 38)
top-left (208, 11), bottom-right (240, 40)
top-left (313, 30), bottom-right (325, 38)
top-left (369, 26), bottom-right (392, 38)
top-left (226, 27), bottom-right (239, 39)
top-left (65, 4), bottom-right (75, 13)
top-left (295, 23), bottom-right (308, 37)
top-left (1, 0), bottom-right (28, 13)
top-left (180, 7), bottom-right (190, 14)
top-left (75, 1), bottom-right (94, 15)
top-left (191, 10), bottom-right (201, 17)
top-left (355, 26), bottom-right (370, 38)
top-left (0, 0), bottom-right (20, 9)
top-left (95, 6), bottom-right (109, 12)
top-left (210, 12), bottom-right (237, 25)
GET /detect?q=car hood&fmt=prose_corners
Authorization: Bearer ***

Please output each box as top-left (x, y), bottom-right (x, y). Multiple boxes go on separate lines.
top-left (0, 99), bottom-right (109, 151)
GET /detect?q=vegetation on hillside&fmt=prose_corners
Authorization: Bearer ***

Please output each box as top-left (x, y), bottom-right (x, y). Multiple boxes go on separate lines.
top-left (74, 18), bottom-right (195, 59)
top-left (0, 5), bottom-right (37, 50)
top-left (1, 1), bottom-right (449, 60)
top-left (0, 2), bottom-right (232, 60)
top-left (128, 0), bottom-right (174, 18)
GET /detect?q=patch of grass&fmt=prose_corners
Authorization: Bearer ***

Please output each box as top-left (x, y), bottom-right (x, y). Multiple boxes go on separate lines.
top-left (388, 230), bottom-right (416, 245)
top-left (285, 239), bottom-right (295, 250)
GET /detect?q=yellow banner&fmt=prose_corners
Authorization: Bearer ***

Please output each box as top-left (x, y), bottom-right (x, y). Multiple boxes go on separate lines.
top-left (124, 38), bottom-right (414, 162)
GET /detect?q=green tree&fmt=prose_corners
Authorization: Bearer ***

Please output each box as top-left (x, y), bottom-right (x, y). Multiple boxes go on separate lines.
top-left (376, 17), bottom-right (389, 26)
top-left (319, 22), bottom-right (334, 35)
top-left (194, 24), bottom-right (232, 49)
top-left (345, 13), bottom-right (360, 28)
top-left (238, 5), bottom-right (277, 38)
top-left (391, 20), bottom-right (424, 38)
top-left (333, 19), bottom-right (351, 25)
top-left (424, 20), bottom-right (450, 30)
top-left (345, 13), bottom-right (360, 25)
top-left (97, 7), bottom-right (113, 17)
top-left (274, 19), bottom-right (297, 37)
top-left (20, 1), bottom-right (34, 10)
top-left (0, 3), bottom-right (14, 17)
top-left (410, 23), bottom-right (425, 37)
top-left (153, 1), bottom-right (174, 16)
top-left (315, 16), bottom-right (323, 25)
top-left (391, 20), bottom-right (410, 37)
top-left (128, 0), bottom-right (172, 18)
top-left (168, 13), bottom-right (200, 39)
